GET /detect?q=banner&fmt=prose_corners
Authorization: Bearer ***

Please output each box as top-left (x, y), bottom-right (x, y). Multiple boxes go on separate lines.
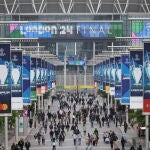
top-left (45, 61), bottom-right (48, 92)
top-left (47, 62), bottom-right (51, 90)
top-left (121, 55), bottom-right (130, 105)
top-left (0, 44), bottom-right (11, 115)
top-left (130, 50), bottom-right (143, 109)
top-left (36, 58), bottom-right (41, 96)
top-left (143, 43), bottom-right (150, 114)
top-left (115, 57), bottom-right (121, 99)
top-left (99, 62), bottom-right (103, 90)
top-left (23, 56), bottom-right (30, 104)
top-left (11, 51), bottom-right (23, 110)
top-left (30, 58), bottom-right (36, 100)
top-left (103, 61), bottom-right (106, 91)
top-left (110, 57), bottom-right (115, 96)
top-left (41, 60), bottom-right (45, 94)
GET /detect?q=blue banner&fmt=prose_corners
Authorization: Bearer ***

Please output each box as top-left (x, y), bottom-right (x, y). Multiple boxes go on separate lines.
top-left (106, 59), bottom-right (110, 84)
top-left (99, 62), bottom-right (103, 90)
top-left (31, 58), bottom-right (36, 100)
top-left (11, 51), bottom-right (23, 110)
top-left (121, 55), bottom-right (130, 105)
top-left (115, 57), bottom-right (121, 99)
top-left (47, 62), bottom-right (51, 90)
top-left (0, 44), bottom-right (11, 115)
top-left (144, 43), bottom-right (150, 113)
top-left (23, 55), bottom-right (30, 104)
top-left (103, 61), bottom-right (106, 90)
top-left (36, 58), bottom-right (41, 96)
top-left (130, 50), bottom-right (143, 109)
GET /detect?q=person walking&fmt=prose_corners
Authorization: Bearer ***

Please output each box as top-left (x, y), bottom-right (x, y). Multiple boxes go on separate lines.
top-left (130, 145), bottom-right (136, 150)
top-left (11, 143), bottom-right (16, 150)
top-left (137, 145), bottom-right (142, 150)
top-left (25, 140), bottom-right (31, 150)
top-left (121, 136), bottom-right (126, 150)
top-left (18, 138), bottom-right (24, 150)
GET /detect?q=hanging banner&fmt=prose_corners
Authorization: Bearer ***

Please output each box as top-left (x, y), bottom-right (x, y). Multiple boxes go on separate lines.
top-left (30, 58), bottom-right (36, 100)
top-left (110, 57), bottom-right (115, 96)
top-left (41, 60), bottom-right (45, 94)
top-left (36, 58), bottom-right (41, 96)
top-left (45, 61), bottom-right (48, 92)
top-left (23, 55), bottom-right (30, 104)
top-left (100, 62), bottom-right (103, 90)
top-left (130, 50), bottom-right (143, 109)
top-left (0, 44), bottom-right (11, 115)
top-left (103, 61), bottom-right (106, 91)
top-left (143, 43), bottom-right (150, 114)
top-left (115, 57), bottom-right (121, 99)
top-left (121, 55), bottom-right (130, 105)
top-left (11, 51), bottom-right (23, 110)
top-left (47, 62), bottom-right (51, 90)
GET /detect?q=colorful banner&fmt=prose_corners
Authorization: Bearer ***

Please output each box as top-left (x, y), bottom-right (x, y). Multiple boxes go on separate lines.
top-left (45, 61), bottom-right (48, 92)
top-left (23, 55), bottom-right (30, 104)
top-left (121, 55), bottom-right (130, 105)
top-left (10, 22), bottom-right (123, 38)
top-left (115, 57), bottom-right (121, 99)
top-left (0, 44), bottom-right (11, 115)
top-left (143, 43), bottom-right (150, 114)
top-left (36, 58), bottom-right (41, 96)
top-left (103, 61), bottom-right (106, 91)
top-left (31, 58), bottom-right (36, 100)
top-left (41, 60), bottom-right (45, 94)
top-left (47, 62), bottom-right (51, 90)
top-left (130, 50), bottom-right (143, 109)
top-left (99, 62), bottom-right (103, 90)
top-left (106, 59), bottom-right (110, 84)
top-left (11, 51), bottom-right (23, 110)
top-left (110, 58), bottom-right (115, 96)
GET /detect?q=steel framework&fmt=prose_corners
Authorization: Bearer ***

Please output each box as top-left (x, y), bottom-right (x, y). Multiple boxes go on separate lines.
top-left (0, 0), bottom-right (150, 14)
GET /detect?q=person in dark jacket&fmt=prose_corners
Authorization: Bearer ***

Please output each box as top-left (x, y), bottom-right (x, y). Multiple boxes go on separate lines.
top-left (25, 140), bottom-right (31, 150)
top-left (137, 145), bottom-right (142, 150)
top-left (18, 138), bottom-right (24, 150)
top-left (11, 143), bottom-right (16, 150)
top-left (121, 136), bottom-right (125, 150)
top-left (130, 145), bottom-right (136, 150)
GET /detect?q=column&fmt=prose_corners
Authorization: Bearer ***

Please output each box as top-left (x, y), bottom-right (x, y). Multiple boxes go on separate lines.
top-left (4, 117), bottom-right (8, 150)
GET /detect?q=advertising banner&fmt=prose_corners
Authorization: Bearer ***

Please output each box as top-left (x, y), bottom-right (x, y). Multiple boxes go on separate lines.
top-left (130, 50), bottom-right (143, 109)
top-left (30, 58), bottom-right (36, 100)
top-left (36, 58), bottom-right (41, 96)
top-left (10, 22), bottom-right (123, 38)
top-left (41, 60), bottom-right (45, 94)
top-left (110, 58), bottom-right (115, 96)
top-left (0, 44), bottom-right (11, 115)
top-left (47, 62), bottom-right (51, 90)
top-left (106, 59), bottom-right (110, 84)
top-left (11, 51), bottom-right (23, 110)
top-left (99, 62), bottom-right (103, 90)
top-left (115, 57), bottom-right (121, 99)
top-left (45, 61), bottom-right (48, 92)
top-left (121, 55), bottom-right (130, 105)
top-left (23, 55), bottom-right (30, 104)
top-left (143, 43), bottom-right (150, 114)
top-left (103, 61), bottom-right (106, 91)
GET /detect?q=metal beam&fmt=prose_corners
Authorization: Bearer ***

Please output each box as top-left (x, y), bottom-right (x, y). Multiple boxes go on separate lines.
top-left (3, 0), bottom-right (10, 14)
top-left (41, 2), bottom-right (47, 13)
top-left (59, 0), bottom-right (66, 13)
top-left (88, 0), bottom-right (95, 13)
top-left (123, 0), bottom-right (129, 13)
top-left (67, 0), bottom-right (73, 13)
top-left (96, 0), bottom-right (102, 13)
top-left (144, 0), bottom-right (150, 13)
top-left (38, 0), bottom-right (45, 13)
top-left (87, 3), bottom-right (93, 13)
top-left (32, 0), bottom-right (37, 13)
top-left (11, 0), bottom-right (17, 13)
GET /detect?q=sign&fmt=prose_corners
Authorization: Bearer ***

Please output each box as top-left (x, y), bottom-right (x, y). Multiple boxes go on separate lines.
top-left (121, 55), bottom-right (130, 105)
top-left (99, 62), bottom-right (103, 90)
top-left (47, 62), bottom-right (51, 90)
top-left (41, 60), bottom-right (45, 94)
top-left (30, 58), bottom-right (36, 100)
top-left (143, 43), bottom-right (150, 114)
top-left (23, 55), bottom-right (30, 104)
top-left (103, 61), bottom-right (106, 91)
top-left (0, 44), bottom-right (11, 115)
top-left (45, 61), bottom-right (48, 92)
top-left (115, 57), bottom-right (121, 99)
top-left (110, 58), bottom-right (115, 96)
top-left (36, 58), bottom-right (41, 96)
top-left (10, 22), bottom-right (123, 38)
top-left (11, 51), bottom-right (23, 110)
top-left (130, 50), bottom-right (143, 109)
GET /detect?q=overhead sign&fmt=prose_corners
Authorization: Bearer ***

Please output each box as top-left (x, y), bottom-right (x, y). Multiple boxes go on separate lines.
top-left (10, 22), bottom-right (123, 38)
top-left (130, 50), bottom-right (143, 109)
top-left (143, 43), bottom-right (150, 114)
top-left (0, 44), bottom-right (11, 115)
top-left (11, 51), bottom-right (23, 110)
top-left (23, 55), bottom-right (30, 105)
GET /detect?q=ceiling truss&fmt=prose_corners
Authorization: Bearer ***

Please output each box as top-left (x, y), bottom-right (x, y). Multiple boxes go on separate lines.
top-left (0, 0), bottom-right (150, 14)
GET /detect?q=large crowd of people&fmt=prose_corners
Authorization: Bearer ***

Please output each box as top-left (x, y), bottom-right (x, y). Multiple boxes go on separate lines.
top-left (10, 91), bottom-right (142, 150)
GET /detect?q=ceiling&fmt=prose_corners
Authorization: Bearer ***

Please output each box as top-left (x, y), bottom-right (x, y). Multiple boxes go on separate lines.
top-left (0, 0), bottom-right (150, 14)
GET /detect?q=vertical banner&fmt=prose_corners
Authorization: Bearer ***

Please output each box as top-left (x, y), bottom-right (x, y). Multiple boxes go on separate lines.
top-left (106, 59), bottom-right (110, 93)
top-left (23, 55), bottom-right (30, 104)
top-left (143, 43), bottom-right (150, 114)
top-left (45, 61), bottom-right (48, 92)
top-left (47, 62), bottom-right (51, 90)
top-left (0, 44), bottom-right (11, 115)
top-left (30, 58), bottom-right (36, 100)
top-left (121, 55), bottom-right (130, 105)
top-left (103, 61), bottom-right (106, 91)
top-left (130, 50), bottom-right (143, 109)
top-left (36, 58), bottom-right (41, 96)
top-left (99, 62), bottom-right (103, 90)
top-left (11, 51), bottom-right (23, 110)
top-left (115, 57), bottom-right (121, 99)
top-left (110, 57), bottom-right (115, 96)
top-left (41, 60), bottom-right (45, 94)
